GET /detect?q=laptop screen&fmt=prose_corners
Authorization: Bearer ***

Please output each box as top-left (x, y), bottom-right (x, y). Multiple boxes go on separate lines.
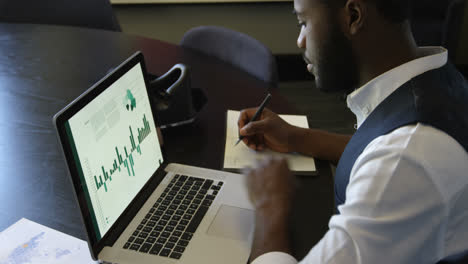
top-left (64, 62), bottom-right (163, 240)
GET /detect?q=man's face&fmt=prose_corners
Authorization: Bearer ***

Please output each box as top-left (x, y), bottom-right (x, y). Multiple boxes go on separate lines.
top-left (294, 0), bottom-right (358, 93)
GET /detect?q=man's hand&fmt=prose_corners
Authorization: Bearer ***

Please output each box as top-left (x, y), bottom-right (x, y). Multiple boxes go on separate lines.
top-left (238, 108), bottom-right (297, 153)
top-left (244, 157), bottom-right (295, 261)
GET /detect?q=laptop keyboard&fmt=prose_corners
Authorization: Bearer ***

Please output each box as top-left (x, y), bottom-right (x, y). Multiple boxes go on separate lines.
top-left (123, 174), bottom-right (224, 260)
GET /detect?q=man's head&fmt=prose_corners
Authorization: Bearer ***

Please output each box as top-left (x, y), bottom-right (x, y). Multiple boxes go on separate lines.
top-left (295, 0), bottom-right (413, 92)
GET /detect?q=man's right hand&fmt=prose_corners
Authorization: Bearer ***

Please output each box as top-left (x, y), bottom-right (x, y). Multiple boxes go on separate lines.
top-left (238, 108), bottom-right (297, 153)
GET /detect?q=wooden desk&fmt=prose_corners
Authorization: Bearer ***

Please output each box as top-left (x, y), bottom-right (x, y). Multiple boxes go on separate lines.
top-left (0, 23), bottom-right (333, 259)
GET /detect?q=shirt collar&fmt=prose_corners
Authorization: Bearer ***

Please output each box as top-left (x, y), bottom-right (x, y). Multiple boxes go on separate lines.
top-left (347, 47), bottom-right (448, 128)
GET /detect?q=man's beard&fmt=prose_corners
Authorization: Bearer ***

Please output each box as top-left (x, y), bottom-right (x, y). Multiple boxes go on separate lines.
top-left (308, 21), bottom-right (359, 93)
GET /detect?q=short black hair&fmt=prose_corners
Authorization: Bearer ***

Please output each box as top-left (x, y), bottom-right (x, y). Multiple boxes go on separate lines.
top-left (322, 0), bottom-right (412, 23)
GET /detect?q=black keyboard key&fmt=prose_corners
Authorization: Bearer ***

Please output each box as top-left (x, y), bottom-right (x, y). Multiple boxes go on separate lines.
top-left (176, 225), bottom-right (185, 231)
top-left (158, 220), bottom-right (168, 226)
top-left (196, 194), bottom-right (204, 199)
top-left (176, 194), bottom-right (185, 200)
top-left (182, 199), bottom-right (190, 206)
top-left (206, 195), bottom-right (215, 201)
top-left (123, 242), bottom-right (131, 249)
top-left (170, 252), bottom-right (182, 259)
top-left (165, 242), bottom-right (175, 249)
top-left (150, 231), bottom-right (160, 237)
top-left (169, 236), bottom-right (179, 243)
top-left (178, 239), bottom-right (189, 247)
top-left (149, 244), bottom-right (163, 255)
top-left (173, 231), bottom-right (182, 237)
top-left (148, 220), bottom-right (157, 226)
top-left (182, 185), bottom-right (190, 191)
top-left (199, 189), bottom-right (207, 195)
top-left (193, 198), bottom-right (202, 204)
top-left (174, 174), bottom-right (180, 179)
top-left (189, 204), bottom-right (198, 210)
top-left (213, 190), bottom-right (218, 195)
top-left (172, 215), bottom-right (181, 221)
top-left (145, 213), bottom-right (152, 219)
top-left (157, 237), bottom-right (167, 244)
top-left (165, 195), bottom-right (175, 201)
top-left (218, 181), bottom-right (224, 186)
top-left (186, 194), bottom-right (194, 200)
top-left (179, 205), bottom-right (188, 210)
top-left (130, 244), bottom-right (140, 251)
top-left (127, 236), bottom-right (136, 242)
top-left (133, 231), bottom-right (139, 236)
top-left (138, 232), bottom-right (148, 239)
top-left (135, 238), bottom-right (145, 244)
top-left (139, 243), bottom-right (152, 253)
top-left (194, 180), bottom-right (203, 186)
top-left (169, 220), bottom-right (178, 226)
top-left (180, 219), bottom-right (189, 225)
top-left (182, 232), bottom-right (193, 241)
top-left (161, 231), bottom-right (170, 238)
top-left (165, 226), bottom-right (174, 232)
top-left (146, 237), bottom-right (156, 244)
top-left (183, 214), bottom-right (192, 220)
top-left (170, 204), bottom-right (178, 210)
top-left (136, 225), bottom-right (143, 231)
top-left (175, 210), bottom-right (184, 215)
top-left (155, 225), bottom-right (164, 231)
top-left (202, 199), bottom-right (212, 207)
top-left (180, 190), bottom-right (188, 195)
top-left (173, 199), bottom-right (181, 205)
top-left (162, 200), bottom-right (170, 206)
top-left (192, 185), bottom-right (201, 191)
top-left (143, 227), bottom-right (152, 233)
top-left (202, 179), bottom-right (213, 190)
top-left (159, 248), bottom-right (171, 257)
top-left (174, 246), bottom-right (186, 253)
top-left (188, 190), bottom-right (197, 196)
top-left (186, 205), bottom-right (209, 233)
top-left (162, 214), bottom-right (171, 221)
top-left (169, 190), bottom-right (177, 196)
top-left (180, 175), bottom-right (188, 181)
top-left (159, 205), bottom-right (167, 211)
top-left (151, 215), bottom-right (160, 222)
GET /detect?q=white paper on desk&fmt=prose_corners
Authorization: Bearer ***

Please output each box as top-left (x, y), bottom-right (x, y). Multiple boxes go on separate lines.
top-left (0, 218), bottom-right (98, 264)
top-left (224, 110), bottom-right (316, 174)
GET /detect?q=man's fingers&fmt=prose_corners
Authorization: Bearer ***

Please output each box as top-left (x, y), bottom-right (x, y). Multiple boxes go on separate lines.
top-left (240, 119), bottom-right (269, 136)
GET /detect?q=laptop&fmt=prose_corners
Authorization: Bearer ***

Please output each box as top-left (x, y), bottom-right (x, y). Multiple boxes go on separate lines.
top-left (53, 51), bottom-right (255, 264)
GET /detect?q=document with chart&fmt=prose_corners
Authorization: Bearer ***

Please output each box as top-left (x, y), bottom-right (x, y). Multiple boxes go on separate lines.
top-left (223, 110), bottom-right (316, 175)
top-left (66, 63), bottom-right (163, 239)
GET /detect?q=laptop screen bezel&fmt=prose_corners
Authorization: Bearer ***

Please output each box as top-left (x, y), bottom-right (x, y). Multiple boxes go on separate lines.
top-left (53, 51), bottom-right (169, 260)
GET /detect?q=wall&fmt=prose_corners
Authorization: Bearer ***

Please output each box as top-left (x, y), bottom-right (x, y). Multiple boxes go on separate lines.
top-left (113, 2), bottom-right (302, 54)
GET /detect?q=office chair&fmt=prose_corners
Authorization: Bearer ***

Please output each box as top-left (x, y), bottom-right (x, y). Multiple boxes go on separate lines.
top-left (0, 0), bottom-right (121, 32)
top-left (180, 25), bottom-right (279, 88)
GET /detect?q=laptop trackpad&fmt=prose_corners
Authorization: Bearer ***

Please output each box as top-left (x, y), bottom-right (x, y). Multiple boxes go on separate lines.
top-left (207, 205), bottom-right (254, 241)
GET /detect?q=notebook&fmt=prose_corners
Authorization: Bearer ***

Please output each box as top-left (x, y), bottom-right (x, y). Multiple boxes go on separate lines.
top-left (53, 51), bottom-right (254, 264)
top-left (224, 110), bottom-right (316, 175)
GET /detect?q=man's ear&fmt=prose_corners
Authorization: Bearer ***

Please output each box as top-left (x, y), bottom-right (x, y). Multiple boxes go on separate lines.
top-left (344, 0), bottom-right (367, 35)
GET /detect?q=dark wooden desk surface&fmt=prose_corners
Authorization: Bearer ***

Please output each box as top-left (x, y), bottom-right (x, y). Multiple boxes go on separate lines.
top-left (0, 23), bottom-right (334, 260)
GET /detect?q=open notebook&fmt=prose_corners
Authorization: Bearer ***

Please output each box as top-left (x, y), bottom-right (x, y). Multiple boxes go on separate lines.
top-left (223, 110), bottom-right (316, 175)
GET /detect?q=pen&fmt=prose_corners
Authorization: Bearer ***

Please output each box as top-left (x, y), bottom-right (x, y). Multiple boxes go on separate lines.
top-left (235, 93), bottom-right (272, 146)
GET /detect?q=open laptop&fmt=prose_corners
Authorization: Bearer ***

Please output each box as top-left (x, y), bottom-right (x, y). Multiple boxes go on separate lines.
top-left (53, 51), bottom-right (255, 264)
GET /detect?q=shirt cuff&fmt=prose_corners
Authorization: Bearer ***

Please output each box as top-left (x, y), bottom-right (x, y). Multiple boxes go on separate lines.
top-left (251, 252), bottom-right (298, 264)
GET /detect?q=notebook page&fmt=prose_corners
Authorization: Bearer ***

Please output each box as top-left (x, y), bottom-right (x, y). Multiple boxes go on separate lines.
top-left (224, 110), bottom-right (316, 174)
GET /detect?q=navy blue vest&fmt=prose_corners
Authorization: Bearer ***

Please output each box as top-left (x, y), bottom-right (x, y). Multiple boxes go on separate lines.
top-left (335, 62), bottom-right (468, 210)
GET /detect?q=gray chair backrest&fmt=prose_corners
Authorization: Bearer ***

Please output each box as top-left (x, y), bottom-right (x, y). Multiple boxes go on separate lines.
top-left (180, 25), bottom-right (279, 88)
top-left (0, 0), bottom-right (121, 32)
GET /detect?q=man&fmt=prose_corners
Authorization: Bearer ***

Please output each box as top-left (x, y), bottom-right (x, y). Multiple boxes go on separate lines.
top-left (238, 0), bottom-right (468, 263)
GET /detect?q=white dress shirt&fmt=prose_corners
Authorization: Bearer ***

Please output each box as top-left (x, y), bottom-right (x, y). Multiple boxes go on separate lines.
top-left (252, 47), bottom-right (468, 264)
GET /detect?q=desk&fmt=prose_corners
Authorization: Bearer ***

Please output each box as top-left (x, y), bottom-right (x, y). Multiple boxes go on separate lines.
top-left (0, 23), bottom-right (334, 260)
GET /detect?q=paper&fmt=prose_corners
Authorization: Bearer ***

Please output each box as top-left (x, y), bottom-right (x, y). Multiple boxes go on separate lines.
top-left (0, 218), bottom-right (98, 264)
top-left (224, 110), bottom-right (316, 174)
